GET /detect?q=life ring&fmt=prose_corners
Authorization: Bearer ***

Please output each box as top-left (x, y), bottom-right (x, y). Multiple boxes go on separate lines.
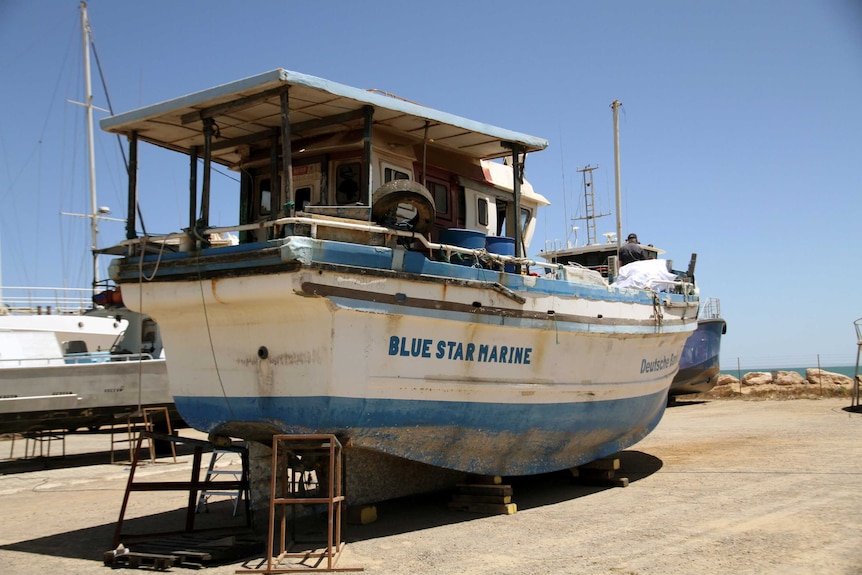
top-left (371, 180), bottom-right (436, 233)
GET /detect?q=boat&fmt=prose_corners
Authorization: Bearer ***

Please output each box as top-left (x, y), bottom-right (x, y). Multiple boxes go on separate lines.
top-left (670, 297), bottom-right (726, 397)
top-left (101, 69), bottom-right (699, 477)
top-left (0, 289), bottom-right (175, 434)
top-left (0, 2), bottom-right (176, 436)
top-left (539, 112), bottom-right (723, 402)
top-left (0, 287), bottom-right (127, 354)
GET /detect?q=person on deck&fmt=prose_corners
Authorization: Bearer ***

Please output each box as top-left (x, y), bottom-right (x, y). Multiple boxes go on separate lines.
top-left (618, 233), bottom-right (646, 266)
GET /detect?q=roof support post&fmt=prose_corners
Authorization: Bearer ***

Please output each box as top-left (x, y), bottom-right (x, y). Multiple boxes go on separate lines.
top-left (279, 89), bottom-right (293, 217)
top-left (362, 105), bottom-right (374, 209)
top-left (504, 142), bottom-right (526, 264)
top-left (125, 131), bottom-right (138, 241)
top-left (189, 145), bottom-right (198, 236)
top-left (270, 127), bottom-right (280, 221)
top-left (199, 118), bottom-right (213, 233)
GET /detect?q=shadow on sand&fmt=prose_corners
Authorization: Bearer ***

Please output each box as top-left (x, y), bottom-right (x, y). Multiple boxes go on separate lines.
top-left (0, 450), bottom-right (662, 566)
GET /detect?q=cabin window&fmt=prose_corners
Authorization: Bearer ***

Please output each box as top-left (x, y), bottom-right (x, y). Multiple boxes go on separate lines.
top-left (291, 162), bottom-right (322, 207)
top-left (295, 186), bottom-right (312, 210)
top-left (259, 178), bottom-right (272, 216)
top-left (64, 340), bottom-right (87, 354)
top-left (477, 198), bottom-right (489, 226)
top-left (335, 162), bottom-right (361, 204)
top-left (520, 207), bottom-right (531, 235)
top-left (427, 181), bottom-right (449, 216)
top-left (496, 199), bottom-right (508, 236)
top-left (457, 186), bottom-right (466, 227)
top-left (141, 318), bottom-right (158, 355)
top-left (384, 166), bottom-right (410, 182)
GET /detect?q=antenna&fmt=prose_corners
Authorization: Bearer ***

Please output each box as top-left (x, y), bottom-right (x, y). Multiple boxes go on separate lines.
top-left (611, 100), bottom-right (623, 248)
top-left (573, 165), bottom-right (609, 246)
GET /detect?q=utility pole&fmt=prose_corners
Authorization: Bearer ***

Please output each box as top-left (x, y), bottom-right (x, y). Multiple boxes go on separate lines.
top-left (611, 100), bottom-right (623, 249)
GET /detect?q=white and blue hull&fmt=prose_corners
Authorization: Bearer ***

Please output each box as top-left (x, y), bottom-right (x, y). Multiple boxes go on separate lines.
top-left (101, 68), bottom-right (699, 477)
top-left (116, 236), bottom-right (695, 476)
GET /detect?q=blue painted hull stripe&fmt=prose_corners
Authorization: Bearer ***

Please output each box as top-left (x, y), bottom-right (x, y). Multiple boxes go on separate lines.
top-left (174, 393), bottom-right (667, 475)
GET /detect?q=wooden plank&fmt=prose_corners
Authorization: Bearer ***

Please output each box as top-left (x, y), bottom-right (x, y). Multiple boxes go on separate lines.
top-left (448, 501), bottom-right (517, 515)
top-left (454, 484), bottom-right (513, 497)
top-left (103, 551), bottom-right (177, 570)
top-left (577, 468), bottom-right (616, 481)
top-left (467, 475), bottom-right (503, 485)
top-left (451, 493), bottom-right (512, 504)
top-left (573, 475), bottom-right (629, 488)
top-left (579, 458), bottom-right (620, 471)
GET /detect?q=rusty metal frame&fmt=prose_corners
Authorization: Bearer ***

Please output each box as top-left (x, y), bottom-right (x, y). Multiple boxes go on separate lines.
top-left (112, 432), bottom-right (251, 548)
top-left (238, 434), bottom-right (362, 573)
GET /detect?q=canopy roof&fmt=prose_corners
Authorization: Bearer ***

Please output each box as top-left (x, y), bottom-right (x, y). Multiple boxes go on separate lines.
top-left (101, 69), bottom-right (549, 168)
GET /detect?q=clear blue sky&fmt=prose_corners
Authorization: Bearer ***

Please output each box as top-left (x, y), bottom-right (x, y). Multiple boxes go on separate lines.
top-left (1, 0), bottom-right (860, 369)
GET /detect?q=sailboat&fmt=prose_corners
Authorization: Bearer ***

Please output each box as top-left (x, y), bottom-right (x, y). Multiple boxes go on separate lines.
top-left (0, 2), bottom-right (176, 435)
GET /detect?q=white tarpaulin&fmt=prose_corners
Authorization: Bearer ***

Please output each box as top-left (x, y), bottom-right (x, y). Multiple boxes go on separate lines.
top-left (611, 259), bottom-right (678, 291)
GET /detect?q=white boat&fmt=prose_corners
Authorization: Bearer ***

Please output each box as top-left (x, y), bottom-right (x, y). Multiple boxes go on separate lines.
top-left (0, 3), bottom-right (175, 436)
top-left (102, 69), bottom-right (699, 476)
top-left (0, 287), bottom-right (127, 354)
top-left (0, 289), bottom-right (173, 434)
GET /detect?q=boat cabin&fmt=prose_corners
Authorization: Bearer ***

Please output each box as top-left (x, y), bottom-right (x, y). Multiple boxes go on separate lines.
top-left (539, 240), bottom-right (665, 278)
top-left (101, 69), bottom-right (549, 259)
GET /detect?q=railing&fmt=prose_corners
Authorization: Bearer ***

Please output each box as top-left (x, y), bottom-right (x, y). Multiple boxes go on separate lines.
top-left (116, 214), bottom-right (699, 290)
top-left (0, 352), bottom-right (156, 368)
top-left (700, 297), bottom-right (721, 319)
top-left (0, 286), bottom-right (95, 315)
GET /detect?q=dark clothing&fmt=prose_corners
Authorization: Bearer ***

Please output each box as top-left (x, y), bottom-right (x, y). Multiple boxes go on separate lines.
top-left (618, 241), bottom-right (646, 266)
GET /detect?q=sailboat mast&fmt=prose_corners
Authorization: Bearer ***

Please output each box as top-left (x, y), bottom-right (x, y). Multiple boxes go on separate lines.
top-left (81, 1), bottom-right (98, 292)
top-left (612, 100), bottom-right (622, 249)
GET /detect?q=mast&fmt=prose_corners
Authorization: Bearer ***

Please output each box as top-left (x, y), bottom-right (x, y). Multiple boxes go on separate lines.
top-left (574, 164), bottom-right (607, 246)
top-left (81, 1), bottom-right (99, 292)
top-left (612, 100), bottom-right (622, 249)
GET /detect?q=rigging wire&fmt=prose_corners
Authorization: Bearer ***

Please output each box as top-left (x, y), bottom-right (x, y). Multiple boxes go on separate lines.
top-left (87, 20), bottom-right (149, 237)
top-left (558, 131), bottom-right (569, 248)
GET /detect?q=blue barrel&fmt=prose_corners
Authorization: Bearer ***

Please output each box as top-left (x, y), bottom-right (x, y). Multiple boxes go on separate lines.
top-left (485, 236), bottom-right (515, 256)
top-left (485, 236), bottom-right (516, 272)
top-left (438, 228), bottom-right (486, 249)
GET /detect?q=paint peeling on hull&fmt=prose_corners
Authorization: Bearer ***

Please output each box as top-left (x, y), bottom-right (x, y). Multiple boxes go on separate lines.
top-left (175, 389), bottom-right (668, 476)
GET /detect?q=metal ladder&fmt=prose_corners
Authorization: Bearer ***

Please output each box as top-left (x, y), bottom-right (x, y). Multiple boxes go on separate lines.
top-left (196, 449), bottom-right (245, 516)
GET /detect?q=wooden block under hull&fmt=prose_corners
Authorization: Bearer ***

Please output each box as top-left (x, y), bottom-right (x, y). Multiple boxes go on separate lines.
top-left (570, 457), bottom-right (629, 488)
top-left (448, 501), bottom-right (517, 515)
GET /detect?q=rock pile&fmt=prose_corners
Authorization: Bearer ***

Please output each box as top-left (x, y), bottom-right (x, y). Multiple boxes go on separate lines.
top-left (711, 368), bottom-right (856, 397)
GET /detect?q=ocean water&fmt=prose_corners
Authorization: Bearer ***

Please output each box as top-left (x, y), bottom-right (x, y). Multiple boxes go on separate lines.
top-left (720, 365), bottom-right (858, 378)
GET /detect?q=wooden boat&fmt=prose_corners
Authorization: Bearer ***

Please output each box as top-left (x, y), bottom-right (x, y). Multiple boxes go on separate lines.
top-left (103, 69), bottom-right (699, 476)
top-left (539, 135), bottom-right (719, 403)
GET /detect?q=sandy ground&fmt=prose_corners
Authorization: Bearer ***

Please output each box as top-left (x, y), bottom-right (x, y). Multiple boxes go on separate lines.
top-left (1, 397), bottom-right (861, 575)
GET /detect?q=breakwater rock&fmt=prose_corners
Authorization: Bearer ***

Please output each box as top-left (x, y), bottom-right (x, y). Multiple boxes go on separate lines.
top-left (713, 369), bottom-right (855, 396)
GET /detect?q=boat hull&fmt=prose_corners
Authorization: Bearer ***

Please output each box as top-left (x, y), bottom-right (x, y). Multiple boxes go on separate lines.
top-left (116, 240), bottom-right (695, 476)
top-left (669, 318), bottom-right (726, 396)
top-left (0, 358), bottom-right (174, 434)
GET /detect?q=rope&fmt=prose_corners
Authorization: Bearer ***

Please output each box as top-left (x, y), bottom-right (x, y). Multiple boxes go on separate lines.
top-left (193, 251), bottom-right (234, 417)
top-left (651, 290), bottom-right (664, 327)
